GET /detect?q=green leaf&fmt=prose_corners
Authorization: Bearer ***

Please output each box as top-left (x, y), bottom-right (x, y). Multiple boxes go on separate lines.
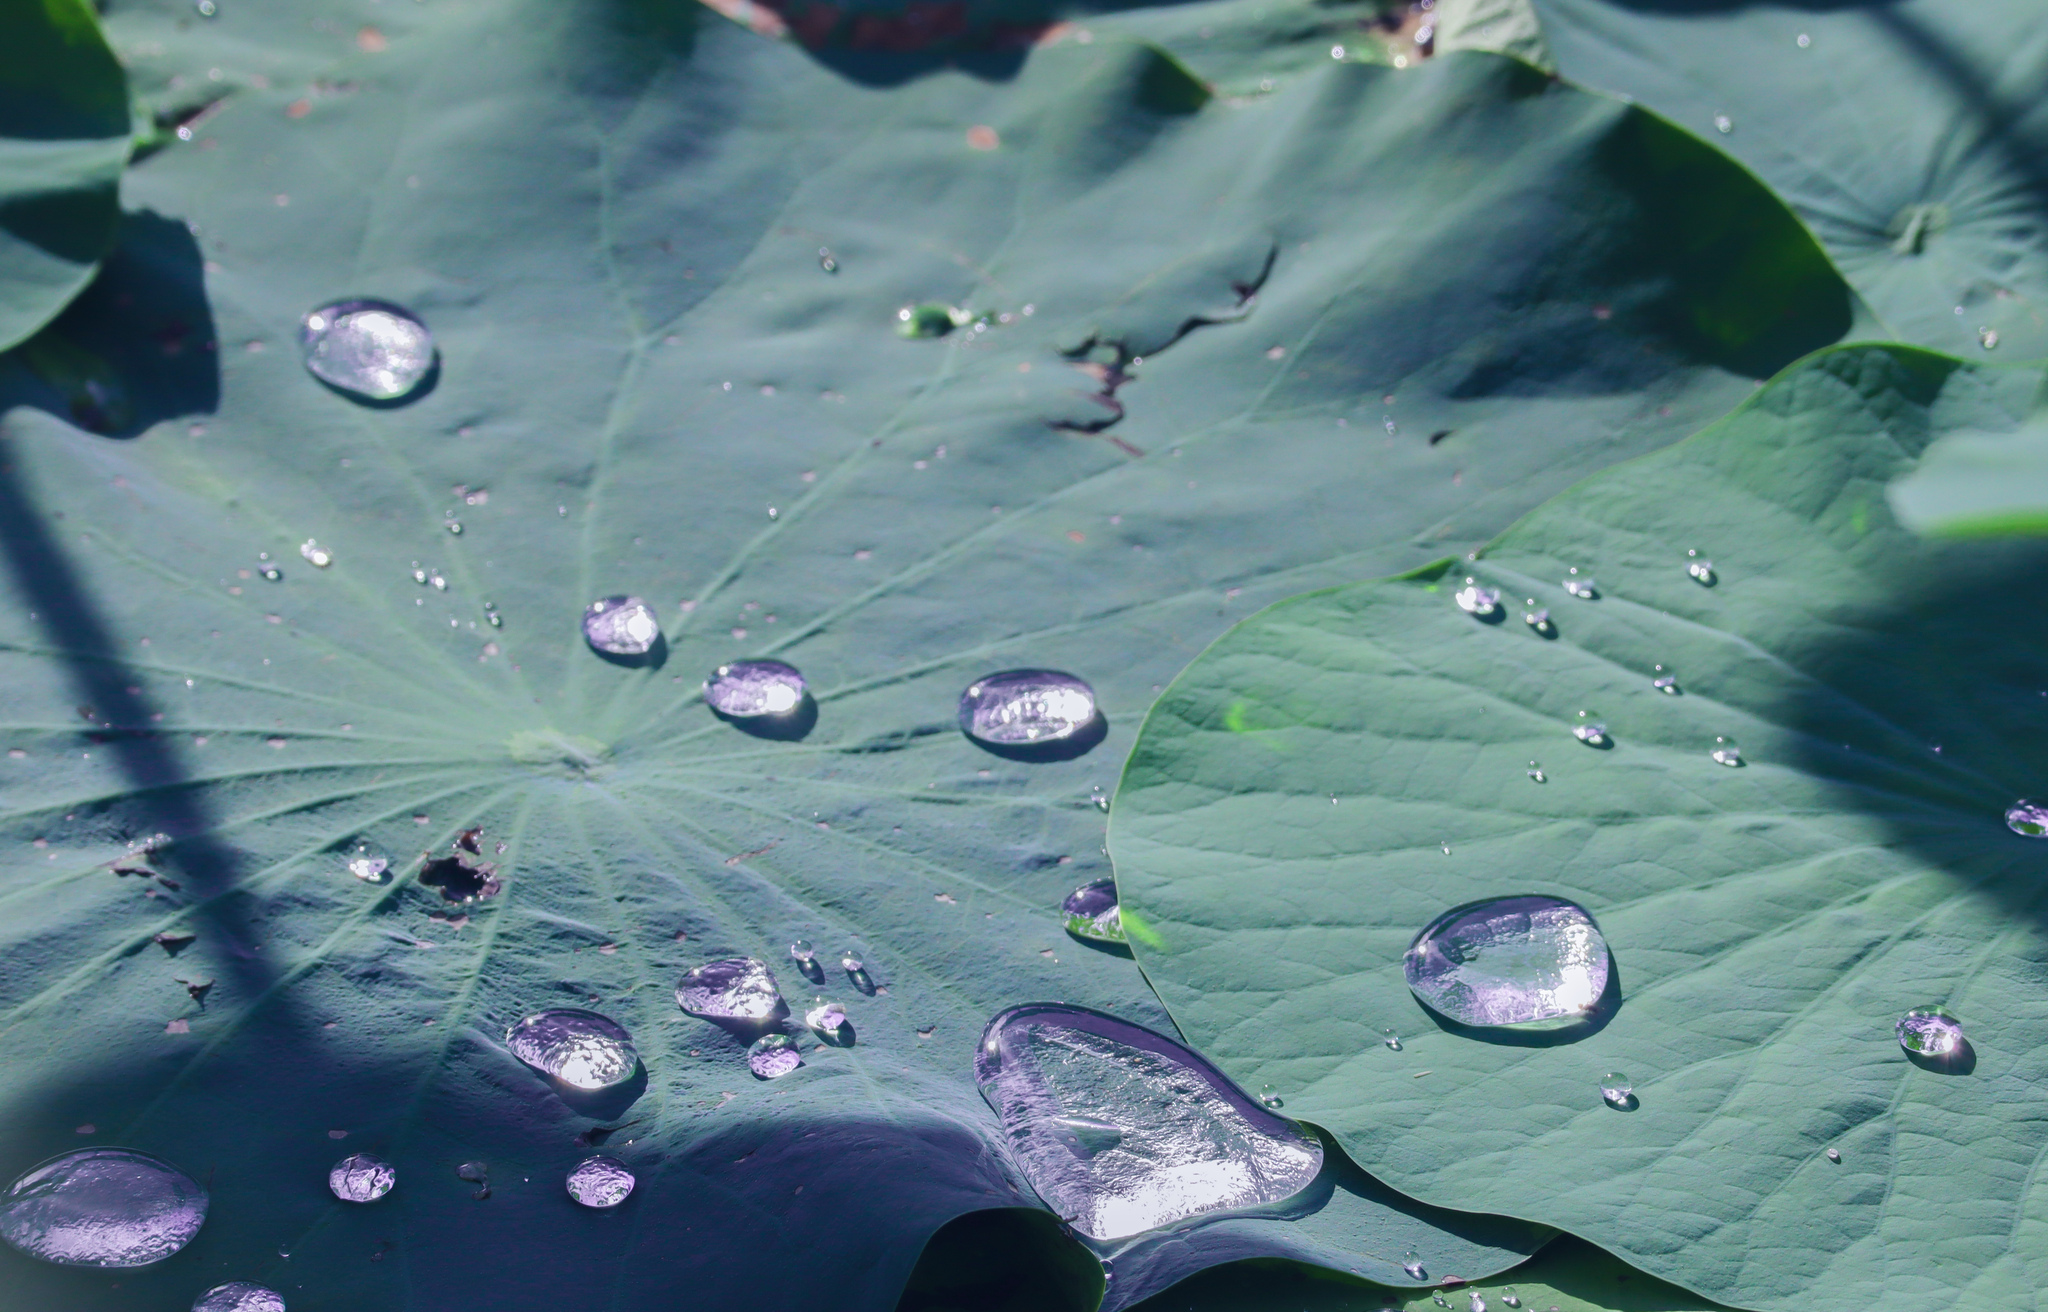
top-left (1888, 388), bottom-right (2048, 536)
top-left (1112, 342), bottom-right (2048, 1312)
top-left (0, 0), bottom-right (129, 352)
top-left (1529, 0), bottom-right (2048, 359)
top-left (0, 0), bottom-right (1855, 1304)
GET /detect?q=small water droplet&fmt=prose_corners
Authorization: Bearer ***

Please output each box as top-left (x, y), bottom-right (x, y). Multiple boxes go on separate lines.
top-left (1330, 43), bottom-right (1345, 59)
top-left (1454, 577), bottom-right (1500, 615)
top-left (1713, 114), bottom-right (1733, 134)
top-left (583, 596), bottom-right (661, 657)
top-left (346, 853), bottom-right (388, 882)
top-left (194, 0), bottom-right (218, 16)
top-left (1686, 549), bottom-right (1716, 585)
top-left (1896, 1006), bottom-right (1963, 1056)
top-left (1572, 712), bottom-right (1607, 746)
top-left (1796, 32), bottom-right (1810, 46)
top-left (0, 1148), bottom-right (208, 1267)
top-left (1522, 601), bottom-right (1551, 632)
top-left (300, 300), bottom-right (434, 402)
top-left (429, 572), bottom-right (447, 591)
top-left (1563, 568), bottom-right (1597, 599)
top-left (1502, 1290), bottom-right (1520, 1309)
top-left (2006, 800), bottom-right (2048, 835)
top-left (1379, 1026), bottom-right (1401, 1050)
top-left (1652, 665), bottom-right (1679, 694)
top-left (1526, 761), bottom-right (1545, 784)
top-left (1257, 1082), bottom-right (1283, 1108)
top-left (191, 1282), bottom-right (284, 1312)
top-left (445, 520), bottom-right (462, 535)
top-left (790, 939), bottom-right (815, 963)
top-left (258, 565), bottom-right (282, 582)
top-left (328, 1152), bottom-right (395, 1203)
top-left (1440, 841), bottom-right (1452, 855)
top-left (959, 670), bottom-right (1097, 747)
top-left (1825, 1147), bottom-right (1840, 1163)
top-left (840, 950), bottom-right (864, 974)
top-left (1599, 1071), bottom-right (1633, 1105)
top-left (1401, 1248), bottom-right (1426, 1280)
top-left (505, 1009), bottom-right (639, 1090)
top-left (1711, 736), bottom-right (1742, 767)
top-left (704, 660), bottom-right (806, 718)
top-left (1405, 896), bottom-right (1610, 1027)
top-left (1061, 878), bottom-right (1125, 943)
top-left (1091, 789), bottom-right (1110, 813)
top-left (748, 1033), bottom-right (803, 1079)
top-left (484, 604), bottom-right (502, 627)
top-left (676, 958), bottom-right (789, 1025)
top-left (805, 997), bottom-right (847, 1035)
top-left (299, 539), bottom-right (333, 569)
top-left (1469, 1293), bottom-right (1488, 1312)
top-left (565, 1156), bottom-right (635, 1208)
top-left (818, 248), bottom-right (838, 274)
top-left (411, 564), bottom-right (428, 585)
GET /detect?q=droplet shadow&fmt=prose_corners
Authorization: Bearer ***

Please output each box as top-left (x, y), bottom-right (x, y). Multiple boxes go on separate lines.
top-left (965, 711), bottom-right (1109, 763)
top-left (712, 692), bottom-right (816, 741)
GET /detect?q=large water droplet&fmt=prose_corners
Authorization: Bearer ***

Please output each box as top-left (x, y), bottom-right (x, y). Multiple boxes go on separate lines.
top-left (1599, 1071), bottom-right (1633, 1106)
top-left (1896, 1006), bottom-right (1963, 1056)
top-left (192, 1282), bottom-right (285, 1312)
top-left (1061, 878), bottom-right (1126, 944)
top-left (504, 1009), bottom-right (639, 1090)
top-left (582, 596), bottom-right (660, 657)
top-left (675, 957), bottom-right (789, 1026)
top-left (1711, 736), bottom-right (1742, 767)
top-left (973, 1003), bottom-right (1322, 1241)
top-left (704, 660), bottom-right (806, 717)
top-left (299, 300), bottom-right (434, 402)
top-left (959, 670), bottom-right (1097, 746)
top-left (328, 1153), bottom-right (394, 1203)
top-left (0, 1148), bottom-right (208, 1268)
top-left (748, 1033), bottom-right (803, 1079)
top-left (564, 1156), bottom-right (635, 1209)
top-left (2006, 800), bottom-right (2048, 836)
top-left (1404, 895), bottom-right (1610, 1029)
top-left (1454, 577), bottom-right (1500, 616)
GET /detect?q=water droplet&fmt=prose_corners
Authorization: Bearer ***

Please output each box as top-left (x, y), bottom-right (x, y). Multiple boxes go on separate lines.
top-left (840, 951), bottom-right (863, 973)
top-left (1713, 114), bottom-right (1733, 134)
top-left (1562, 568), bottom-right (1597, 599)
top-left (1502, 1290), bottom-right (1520, 1308)
top-left (191, 1282), bottom-right (284, 1312)
top-left (1258, 1083), bottom-right (1283, 1108)
top-left (411, 564), bottom-right (428, 585)
top-left (897, 304), bottom-right (964, 338)
top-left (1401, 1248), bottom-right (1426, 1280)
top-left (1825, 1147), bottom-right (1840, 1163)
top-left (1061, 878), bottom-right (1126, 944)
top-left (346, 854), bottom-right (387, 882)
top-left (1526, 761), bottom-right (1545, 784)
top-left (1599, 1071), bottom-right (1633, 1105)
top-left (1572, 712), bottom-right (1607, 746)
top-left (1522, 601), bottom-right (1551, 632)
top-left (789, 939), bottom-right (815, 963)
top-left (675, 957), bottom-right (789, 1025)
top-left (582, 596), bottom-right (661, 657)
top-left (1980, 326), bottom-right (1999, 350)
top-left (299, 300), bottom-right (434, 402)
top-left (2006, 800), bottom-right (2048, 835)
top-left (445, 520), bottom-right (463, 536)
top-left (1330, 43), bottom-right (1345, 58)
top-left (504, 1008), bottom-right (639, 1090)
top-left (1092, 789), bottom-right (1111, 813)
top-left (1454, 577), bottom-right (1500, 616)
top-left (703, 659), bottom-right (806, 717)
top-left (1796, 32), bottom-right (1810, 46)
top-left (327, 1152), bottom-right (395, 1203)
top-left (818, 248), bottom-right (838, 274)
top-left (805, 998), bottom-right (847, 1034)
top-left (748, 1033), bottom-right (803, 1079)
top-left (0, 1148), bottom-right (208, 1268)
top-left (1711, 736), bottom-right (1742, 767)
top-left (973, 1003), bottom-right (1322, 1240)
top-left (1686, 550), bottom-right (1716, 585)
top-left (564, 1156), bottom-right (635, 1209)
top-left (1469, 1294), bottom-right (1488, 1312)
top-left (959, 670), bottom-right (1097, 746)
top-left (1896, 1006), bottom-right (1963, 1056)
top-left (1379, 1026), bottom-right (1402, 1050)
top-left (194, 0), bottom-right (218, 16)
top-left (1404, 895), bottom-right (1611, 1028)
top-left (1652, 665), bottom-right (1679, 694)
top-left (299, 540), bottom-right (333, 569)
top-left (258, 564), bottom-right (282, 582)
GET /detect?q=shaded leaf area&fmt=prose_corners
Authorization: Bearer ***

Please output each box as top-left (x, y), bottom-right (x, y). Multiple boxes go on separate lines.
top-left (1530, 0), bottom-right (2048, 360)
top-left (0, 0), bottom-right (129, 352)
top-left (0, 0), bottom-right (1858, 1306)
top-left (1112, 343), bottom-right (2048, 1312)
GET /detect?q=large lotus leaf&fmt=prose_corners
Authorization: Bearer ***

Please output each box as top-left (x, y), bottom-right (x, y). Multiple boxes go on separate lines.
top-left (1887, 379), bottom-right (2048, 536)
top-left (0, 0), bottom-right (129, 352)
top-left (1111, 342), bottom-right (2048, 1312)
top-left (1529, 0), bottom-right (2048, 361)
top-left (0, 0), bottom-right (1856, 1306)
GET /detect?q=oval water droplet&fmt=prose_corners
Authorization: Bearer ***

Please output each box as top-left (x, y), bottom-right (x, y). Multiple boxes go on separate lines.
top-left (1454, 577), bottom-right (1500, 616)
top-left (1379, 1026), bottom-right (1402, 1050)
top-left (1713, 114), bottom-right (1733, 134)
top-left (1711, 736), bottom-right (1742, 767)
top-left (959, 670), bottom-right (1098, 747)
top-left (1599, 1071), bottom-right (1633, 1106)
top-left (1572, 712), bottom-right (1607, 746)
top-left (1563, 568), bottom-right (1597, 599)
top-left (789, 939), bottom-right (815, 963)
top-left (675, 957), bottom-right (789, 1025)
top-left (1824, 1147), bottom-right (1840, 1163)
top-left (1896, 1006), bottom-right (1963, 1056)
top-left (327, 1153), bottom-right (394, 1203)
top-left (0, 1148), bottom-right (208, 1268)
top-left (564, 1156), bottom-right (636, 1209)
top-left (299, 300), bottom-right (434, 402)
top-left (974, 1003), bottom-right (1322, 1241)
top-left (504, 1008), bottom-right (639, 1090)
top-left (298, 540), bottom-right (332, 569)
top-left (1404, 895), bottom-right (1611, 1029)
top-left (704, 659), bottom-right (806, 718)
top-left (1061, 878), bottom-right (1126, 944)
top-left (1401, 1247), bottom-right (1426, 1280)
top-left (1469, 1293), bottom-right (1488, 1312)
top-left (839, 950), bottom-right (863, 973)
top-left (2006, 800), bottom-right (2048, 836)
top-left (748, 1033), bottom-right (803, 1079)
top-left (1502, 1290), bottom-right (1521, 1308)
top-left (805, 997), bottom-right (847, 1035)
top-left (1685, 549), bottom-right (1715, 586)
top-left (1652, 665), bottom-right (1679, 694)
top-left (191, 1282), bottom-right (284, 1312)
top-left (1257, 1083), bottom-right (1283, 1108)
top-left (583, 596), bottom-right (661, 657)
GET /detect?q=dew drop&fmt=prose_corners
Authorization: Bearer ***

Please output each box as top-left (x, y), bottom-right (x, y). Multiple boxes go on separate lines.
top-left (959, 670), bottom-right (1097, 746)
top-left (1522, 601), bottom-right (1551, 632)
top-left (1454, 577), bottom-right (1500, 616)
top-left (445, 521), bottom-right (463, 536)
top-left (582, 596), bottom-right (661, 657)
top-left (191, 1281), bottom-right (284, 1312)
top-left (1379, 1026), bottom-right (1401, 1050)
top-left (1401, 1248), bottom-right (1426, 1280)
top-left (703, 660), bottom-right (806, 718)
top-left (1526, 761), bottom-right (1545, 784)
top-left (805, 998), bottom-right (847, 1035)
top-left (1652, 665), bottom-right (1678, 694)
top-left (194, 0), bottom-right (218, 15)
top-left (327, 1153), bottom-right (394, 1203)
top-left (1711, 736), bottom-right (1742, 767)
top-left (818, 248), bottom-right (838, 274)
top-left (1599, 1071), bottom-right (1633, 1106)
top-left (298, 540), bottom-right (333, 569)
top-left (1502, 1290), bottom-right (1521, 1308)
top-left (564, 1156), bottom-right (635, 1209)
top-left (2006, 800), bottom-right (2048, 836)
top-left (1796, 31), bottom-right (1810, 46)
top-left (1470, 1294), bottom-right (1488, 1312)
top-left (1896, 1006), bottom-right (1963, 1056)
top-left (504, 1009), bottom-right (639, 1090)
top-left (748, 1033), bottom-right (803, 1079)
top-left (411, 564), bottom-right (428, 585)
top-left (1825, 1148), bottom-right (1840, 1163)
top-left (974, 1003), bottom-right (1321, 1240)
top-left (0, 1148), bottom-right (208, 1267)
top-left (1258, 1083), bottom-right (1283, 1108)
top-left (1713, 114), bottom-right (1733, 134)
top-left (258, 564), bottom-right (282, 582)
top-left (345, 853), bottom-right (388, 882)
top-left (1562, 568), bottom-right (1597, 599)
top-left (1980, 326), bottom-right (1999, 350)
top-left (789, 939), bottom-right (815, 964)
top-left (1404, 895), bottom-right (1610, 1028)
top-left (675, 957), bottom-right (789, 1025)
top-left (299, 300), bottom-right (434, 402)
top-left (1061, 878), bottom-right (1126, 944)
top-left (840, 951), bottom-right (863, 974)
top-left (1686, 550), bottom-right (1716, 585)
top-left (1572, 712), bottom-right (1607, 746)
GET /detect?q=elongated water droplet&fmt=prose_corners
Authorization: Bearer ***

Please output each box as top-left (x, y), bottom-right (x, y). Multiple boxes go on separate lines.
top-left (192, 1282), bottom-right (284, 1312)
top-left (1652, 664), bottom-right (1678, 694)
top-left (748, 1033), bottom-right (803, 1079)
top-left (789, 939), bottom-right (815, 964)
top-left (2005, 800), bottom-right (2048, 836)
top-left (0, 1149), bottom-right (208, 1268)
top-left (300, 300), bottom-right (434, 402)
top-left (327, 1153), bottom-right (394, 1203)
top-left (1061, 878), bottom-right (1126, 943)
top-left (1825, 1148), bottom-right (1840, 1163)
top-left (1401, 1248), bottom-right (1426, 1280)
top-left (298, 540), bottom-right (333, 569)
top-left (1404, 895), bottom-right (1610, 1028)
top-left (1563, 568), bottom-right (1597, 599)
top-left (675, 957), bottom-right (788, 1025)
top-left (1711, 736), bottom-right (1742, 767)
top-left (1896, 1006), bottom-right (1963, 1056)
top-left (564, 1156), bottom-right (635, 1209)
top-left (974, 1003), bottom-right (1321, 1241)
top-left (1685, 549), bottom-right (1715, 585)
top-left (1599, 1071), bottom-right (1633, 1105)
top-left (1454, 577), bottom-right (1500, 615)
top-left (504, 1009), bottom-right (639, 1090)
top-left (704, 660), bottom-right (806, 717)
top-left (1379, 1026), bottom-right (1402, 1050)
top-left (959, 670), bottom-right (1097, 746)
top-left (1572, 712), bottom-right (1607, 746)
top-left (582, 596), bottom-right (660, 656)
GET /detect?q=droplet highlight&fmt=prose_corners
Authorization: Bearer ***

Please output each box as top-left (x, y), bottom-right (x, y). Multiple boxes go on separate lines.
top-left (1404, 895), bottom-right (1611, 1028)
top-left (1061, 878), bottom-right (1126, 944)
top-left (748, 1033), bottom-right (803, 1079)
top-left (565, 1156), bottom-right (635, 1209)
top-left (299, 300), bottom-right (434, 402)
top-left (704, 660), bottom-right (806, 717)
top-left (582, 596), bottom-right (660, 657)
top-left (0, 1148), bottom-right (208, 1268)
top-left (504, 1008), bottom-right (639, 1090)
top-left (327, 1153), bottom-right (394, 1203)
top-left (675, 957), bottom-right (789, 1026)
top-left (1895, 1006), bottom-right (1963, 1057)
top-left (959, 670), bottom-right (1097, 746)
